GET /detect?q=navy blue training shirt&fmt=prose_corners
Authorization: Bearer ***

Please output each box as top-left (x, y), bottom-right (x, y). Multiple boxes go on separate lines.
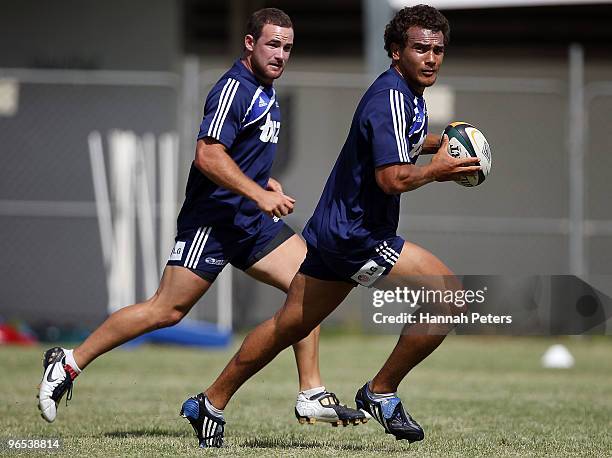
top-left (303, 67), bottom-right (427, 256)
top-left (177, 60), bottom-right (281, 233)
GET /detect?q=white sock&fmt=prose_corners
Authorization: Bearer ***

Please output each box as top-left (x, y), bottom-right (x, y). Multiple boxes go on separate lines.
top-left (301, 386), bottom-right (325, 397)
top-left (64, 349), bottom-right (82, 374)
top-left (366, 381), bottom-right (396, 399)
top-left (204, 396), bottom-right (224, 420)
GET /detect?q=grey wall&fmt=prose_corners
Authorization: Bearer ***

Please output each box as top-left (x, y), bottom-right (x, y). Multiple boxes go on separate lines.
top-left (0, 1), bottom-right (181, 329)
top-left (1, 2), bottom-right (610, 331)
top-left (0, 0), bottom-right (180, 70)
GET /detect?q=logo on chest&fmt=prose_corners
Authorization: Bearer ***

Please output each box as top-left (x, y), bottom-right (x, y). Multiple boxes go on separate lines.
top-left (259, 113), bottom-right (280, 144)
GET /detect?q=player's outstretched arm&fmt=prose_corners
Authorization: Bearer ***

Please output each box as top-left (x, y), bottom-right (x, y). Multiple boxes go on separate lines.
top-left (194, 137), bottom-right (295, 217)
top-left (375, 135), bottom-right (481, 194)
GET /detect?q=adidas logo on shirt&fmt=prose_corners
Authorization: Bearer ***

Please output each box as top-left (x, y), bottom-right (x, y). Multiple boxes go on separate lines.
top-left (258, 96), bottom-right (267, 108)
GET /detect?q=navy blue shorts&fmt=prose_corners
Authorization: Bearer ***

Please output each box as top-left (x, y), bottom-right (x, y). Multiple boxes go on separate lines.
top-left (167, 216), bottom-right (294, 282)
top-left (299, 236), bottom-right (405, 287)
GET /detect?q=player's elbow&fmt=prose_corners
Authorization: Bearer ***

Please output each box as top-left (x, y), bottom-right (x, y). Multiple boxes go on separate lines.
top-left (194, 142), bottom-right (216, 175)
top-left (375, 166), bottom-right (405, 195)
top-left (194, 153), bottom-right (213, 175)
top-left (376, 177), bottom-right (401, 195)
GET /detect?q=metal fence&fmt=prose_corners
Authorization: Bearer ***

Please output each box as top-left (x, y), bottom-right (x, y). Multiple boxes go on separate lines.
top-left (1, 49), bottom-right (611, 330)
top-left (0, 69), bottom-right (180, 328)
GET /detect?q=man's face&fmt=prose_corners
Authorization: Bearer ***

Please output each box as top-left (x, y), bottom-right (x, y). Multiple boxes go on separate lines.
top-left (392, 26), bottom-right (445, 95)
top-left (245, 24), bottom-right (294, 85)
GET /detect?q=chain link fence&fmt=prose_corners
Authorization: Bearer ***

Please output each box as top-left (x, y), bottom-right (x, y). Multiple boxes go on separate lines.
top-left (0, 71), bottom-right (178, 329)
top-left (1, 58), bottom-right (611, 332)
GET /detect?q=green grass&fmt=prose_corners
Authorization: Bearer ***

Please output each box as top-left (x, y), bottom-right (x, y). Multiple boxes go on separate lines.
top-left (1, 335), bottom-right (611, 456)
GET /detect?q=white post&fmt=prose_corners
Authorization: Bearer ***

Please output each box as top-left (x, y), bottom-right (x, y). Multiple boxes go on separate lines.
top-left (159, 132), bottom-right (178, 270)
top-left (88, 131), bottom-right (113, 272)
top-left (135, 136), bottom-right (159, 297)
top-left (217, 268), bottom-right (233, 331)
top-left (109, 130), bottom-right (136, 312)
top-left (568, 44), bottom-right (586, 277)
top-left (107, 131), bottom-right (122, 312)
top-left (142, 133), bottom-right (157, 225)
top-left (88, 131), bottom-right (118, 314)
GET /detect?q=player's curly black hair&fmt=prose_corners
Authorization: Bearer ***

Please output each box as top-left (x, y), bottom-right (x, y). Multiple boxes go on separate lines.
top-left (384, 5), bottom-right (450, 57)
top-left (246, 8), bottom-right (293, 42)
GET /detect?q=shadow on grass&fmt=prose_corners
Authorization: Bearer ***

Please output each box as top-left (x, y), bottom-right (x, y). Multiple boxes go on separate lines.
top-left (240, 435), bottom-right (401, 451)
top-left (104, 428), bottom-right (190, 438)
top-left (103, 430), bottom-right (408, 451)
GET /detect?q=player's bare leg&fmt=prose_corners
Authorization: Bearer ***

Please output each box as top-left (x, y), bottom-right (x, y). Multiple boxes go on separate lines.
top-left (370, 241), bottom-right (461, 393)
top-left (180, 274), bottom-right (352, 446)
top-left (355, 240), bottom-right (463, 442)
top-left (205, 273), bottom-right (354, 410)
top-left (74, 266), bottom-right (212, 369)
top-left (245, 234), bottom-right (365, 425)
top-left (245, 234), bottom-right (323, 390)
top-left (38, 266), bottom-right (211, 422)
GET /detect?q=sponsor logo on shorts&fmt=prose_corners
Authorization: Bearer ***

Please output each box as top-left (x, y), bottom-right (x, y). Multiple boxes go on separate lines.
top-left (169, 241), bottom-right (186, 261)
top-left (205, 257), bottom-right (226, 266)
top-left (351, 259), bottom-right (386, 287)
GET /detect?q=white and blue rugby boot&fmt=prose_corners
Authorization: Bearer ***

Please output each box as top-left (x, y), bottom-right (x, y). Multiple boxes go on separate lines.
top-left (180, 393), bottom-right (225, 448)
top-left (355, 382), bottom-right (424, 442)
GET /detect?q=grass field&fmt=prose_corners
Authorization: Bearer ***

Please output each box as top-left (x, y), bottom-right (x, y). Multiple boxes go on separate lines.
top-left (1, 334), bottom-right (611, 457)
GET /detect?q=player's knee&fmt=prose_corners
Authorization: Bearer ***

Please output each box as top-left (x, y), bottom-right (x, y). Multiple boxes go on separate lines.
top-left (269, 289), bottom-right (318, 345)
top-left (272, 314), bottom-right (310, 345)
top-left (144, 292), bottom-right (193, 328)
top-left (152, 305), bottom-right (187, 328)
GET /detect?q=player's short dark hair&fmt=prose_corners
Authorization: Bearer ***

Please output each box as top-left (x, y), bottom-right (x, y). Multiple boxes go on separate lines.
top-left (246, 8), bottom-right (293, 42)
top-left (384, 4), bottom-right (450, 57)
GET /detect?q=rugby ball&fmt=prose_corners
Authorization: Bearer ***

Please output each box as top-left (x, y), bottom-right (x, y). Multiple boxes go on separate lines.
top-left (444, 122), bottom-right (492, 187)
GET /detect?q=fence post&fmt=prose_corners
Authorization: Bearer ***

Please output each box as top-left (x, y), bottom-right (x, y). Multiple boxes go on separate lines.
top-left (568, 43), bottom-right (586, 277)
